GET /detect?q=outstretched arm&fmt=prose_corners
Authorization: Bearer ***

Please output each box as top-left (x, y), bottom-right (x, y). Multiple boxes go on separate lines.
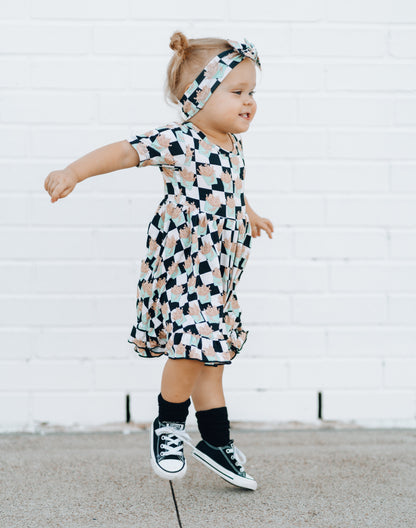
top-left (44, 140), bottom-right (139, 203)
top-left (245, 198), bottom-right (274, 239)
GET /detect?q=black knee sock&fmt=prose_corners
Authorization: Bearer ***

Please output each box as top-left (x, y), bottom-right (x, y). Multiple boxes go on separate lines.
top-left (158, 393), bottom-right (191, 424)
top-left (196, 406), bottom-right (230, 447)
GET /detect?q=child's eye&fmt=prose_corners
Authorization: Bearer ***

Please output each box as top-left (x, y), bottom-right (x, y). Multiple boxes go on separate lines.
top-left (232, 90), bottom-right (242, 95)
top-left (249, 90), bottom-right (256, 96)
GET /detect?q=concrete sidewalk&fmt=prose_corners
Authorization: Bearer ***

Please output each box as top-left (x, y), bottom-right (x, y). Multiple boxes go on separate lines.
top-left (0, 427), bottom-right (415, 528)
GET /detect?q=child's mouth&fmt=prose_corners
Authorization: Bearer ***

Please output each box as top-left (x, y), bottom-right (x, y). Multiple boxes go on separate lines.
top-left (239, 113), bottom-right (251, 120)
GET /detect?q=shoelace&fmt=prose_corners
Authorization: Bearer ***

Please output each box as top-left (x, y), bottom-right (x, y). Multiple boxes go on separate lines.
top-left (226, 443), bottom-right (247, 470)
top-left (155, 424), bottom-right (194, 458)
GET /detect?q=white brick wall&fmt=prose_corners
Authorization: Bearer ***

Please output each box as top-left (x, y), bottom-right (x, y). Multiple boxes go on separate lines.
top-left (1, 1), bottom-right (415, 431)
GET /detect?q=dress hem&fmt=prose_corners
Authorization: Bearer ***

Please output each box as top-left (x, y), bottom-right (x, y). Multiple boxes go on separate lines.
top-left (127, 328), bottom-right (248, 367)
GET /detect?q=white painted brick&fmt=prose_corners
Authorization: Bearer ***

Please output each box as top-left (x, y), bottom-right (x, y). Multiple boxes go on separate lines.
top-left (0, 360), bottom-right (94, 391)
top-left (326, 197), bottom-right (416, 227)
top-left (289, 359), bottom-right (383, 389)
top-left (93, 227), bottom-right (147, 260)
top-left (99, 93), bottom-right (177, 125)
top-left (197, 26), bottom-right (291, 58)
top-left (0, 93), bottom-right (95, 124)
top-left (326, 0), bottom-right (416, 23)
top-left (293, 162), bottom-right (389, 192)
top-left (261, 62), bottom-right (325, 91)
top-left (390, 30), bottom-right (416, 58)
top-left (389, 296), bottom-right (416, 325)
top-left (324, 390), bottom-right (415, 422)
top-left (245, 227), bottom-right (291, 261)
top-left (293, 295), bottom-right (387, 325)
top-left (298, 97), bottom-right (395, 126)
top-left (227, 390), bottom-right (318, 422)
top-left (131, 0), bottom-right (226, 20)
top-left (0, 228), bottom-right (95, 260)
top-left (32, 58), bottom-right (131, 90)
top-left (241, 261), bottom-right (328, 293)
top-left (30, 195), bottom-right (161, 227)
top-left (1, 4), bottom-right (416, 430)
top-left (294, 230), bottom-right (387, 259)
top-left (241, 195), bottom-right (324, 228)
top-left (31, 127), bottom-right (127, 159)
top-left (327, 64), bottom-right (416, 92)
top-left (93, 359), bottom-right (165, 391)
top-left (0, 329), bottom-right (35, 360)
top-left (93, 26), bottom-right (169, 56)
top-left (0, 263), bottom-right (34, 294)
top-left (245, 129), bottom-right (326, 160)
top-left (330, 263), bottom-right (416, 293)
top-left (33, 262), bottom-right (136, 294)
top-left (0, 59), bottom-right (29, 88)
top-left (391, 164), bottom-right (416, 192)
top-left (129, 58), bottom-right (170, 91)
top-left (390, 231), bottom-right (416, 259)
top-left (0, 393), bottom-right (30, 432)
top-left (230, 0), bottom-right (325, 21)
top-left (239, 293), bottom-right (291, 325)
top-left (31, 0), bottom-right (129, 19)
top-left (254, 95), bottom-right (297, 126)
top-left (0, 0), bottom-right (27, 19)
top-left (224, 358), bottom-right (289, 390)
top-left (85, 166), bottom-right (165, 194)
top-left (0, 296), bottom-right (98, 327)
top-left (95, 295), bottom-right (137, 326)
top-left (293, 28), bottom-right (386, 58)
top-left (0, 128), bottom-right (29, 157)
top-left (0, 162), bottom-right (62, 192)
top-left (130, 391), bottom-right (159, 423)
top-left (32, 392), bottom-right (126, 426)
top-left (34, 327), bottom-right (134, 360)
top-left (384, 360), bottom-right (416, 388)
top-left (329, 131), bottom-right (416, 160)
top-left (0, 25), bottom-right (91, 54)
top-left (328, 328), bottom-right (416, 358)
top-left (244, 162), bottom-right (292, 193)
top-left (395, 98), bottom-right (416, 126)
top-left (0, 195), bottom-right (29, 225)
top-left (242, 326), bottom-right (326, 359)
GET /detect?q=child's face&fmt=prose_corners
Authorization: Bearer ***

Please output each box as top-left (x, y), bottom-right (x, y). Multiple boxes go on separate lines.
top-left (193, 58), bottom-right (257, 135)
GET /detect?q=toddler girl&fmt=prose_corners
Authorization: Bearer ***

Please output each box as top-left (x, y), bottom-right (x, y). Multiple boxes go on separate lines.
top-left (44, 31), bottom-right (274, 491)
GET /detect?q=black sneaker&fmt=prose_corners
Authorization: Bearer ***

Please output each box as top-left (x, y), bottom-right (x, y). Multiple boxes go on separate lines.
top-left (150, 417), bottom-right (193, 480)
top-left (192, 439), bottom-right (257, 490)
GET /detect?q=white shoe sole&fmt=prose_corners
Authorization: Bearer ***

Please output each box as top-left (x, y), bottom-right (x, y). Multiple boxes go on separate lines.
top-left (192, 448), bottom-right (257, 490)
top-left (150, 421), bottom-right (187, 480)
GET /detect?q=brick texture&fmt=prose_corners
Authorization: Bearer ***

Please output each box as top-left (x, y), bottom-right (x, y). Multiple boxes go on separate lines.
top-left (1, 1), bottom-right (415, 431)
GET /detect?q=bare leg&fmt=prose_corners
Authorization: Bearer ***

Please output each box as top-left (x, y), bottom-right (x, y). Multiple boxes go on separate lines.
top-left (160, 358), bottom-right (205, 403)
top-left (191, 364), bottom-right (226, 411)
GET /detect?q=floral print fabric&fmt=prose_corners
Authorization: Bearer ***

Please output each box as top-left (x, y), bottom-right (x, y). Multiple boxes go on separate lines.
top-left (127, 121), bottom-right (251, 366)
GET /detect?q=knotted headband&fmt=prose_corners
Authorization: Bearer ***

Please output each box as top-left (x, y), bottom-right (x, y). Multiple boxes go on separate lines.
top-left (180, 38), bottom-right (261, 121)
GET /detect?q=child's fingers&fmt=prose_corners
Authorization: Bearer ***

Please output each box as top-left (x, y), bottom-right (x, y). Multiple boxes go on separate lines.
top-left (259, 219), bottom-right (273, 239)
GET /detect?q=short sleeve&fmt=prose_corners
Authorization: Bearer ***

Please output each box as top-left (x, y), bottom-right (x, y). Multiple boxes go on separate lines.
top-left (127, 124), bottom-right (185, 169)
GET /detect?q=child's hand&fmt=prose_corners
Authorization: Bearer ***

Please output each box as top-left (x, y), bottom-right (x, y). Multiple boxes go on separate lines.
top-left (44, 168), bottom-right (78, 203)
top-left (247, 209), bottom-right (274, 239)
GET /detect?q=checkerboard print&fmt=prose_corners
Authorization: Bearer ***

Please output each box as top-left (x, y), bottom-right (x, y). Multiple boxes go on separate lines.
top-left (127, 121), bottom-right (251, 366)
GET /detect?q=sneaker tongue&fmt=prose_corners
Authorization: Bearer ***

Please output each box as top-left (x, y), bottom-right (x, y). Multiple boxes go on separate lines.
top-left (162, 421), bottom-right (184, 430)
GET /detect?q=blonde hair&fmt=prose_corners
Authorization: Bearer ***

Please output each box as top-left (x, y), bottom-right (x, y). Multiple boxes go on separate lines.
top-left (165, 31), bottom-right (232, 105)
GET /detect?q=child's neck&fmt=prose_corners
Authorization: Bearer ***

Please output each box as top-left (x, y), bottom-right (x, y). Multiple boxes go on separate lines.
top-left (190, 119), bottom-right (233, 151)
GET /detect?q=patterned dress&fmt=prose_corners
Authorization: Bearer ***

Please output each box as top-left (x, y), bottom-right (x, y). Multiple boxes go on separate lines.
top-left (127, 121), bottom-right (251, 366)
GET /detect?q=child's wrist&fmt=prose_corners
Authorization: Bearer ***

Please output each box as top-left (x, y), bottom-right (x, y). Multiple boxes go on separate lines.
top-left (64, 165), bottom-right (82, 183)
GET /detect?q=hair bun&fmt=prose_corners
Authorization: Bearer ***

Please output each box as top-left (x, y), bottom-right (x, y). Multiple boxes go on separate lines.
top-left (170, 31), bottom-right (189, 57)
